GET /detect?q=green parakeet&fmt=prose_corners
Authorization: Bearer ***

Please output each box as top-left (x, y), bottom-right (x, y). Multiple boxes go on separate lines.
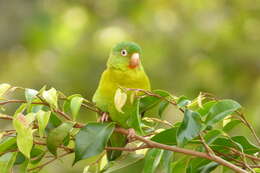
top-left (92, 42), bottom-right (151, 160)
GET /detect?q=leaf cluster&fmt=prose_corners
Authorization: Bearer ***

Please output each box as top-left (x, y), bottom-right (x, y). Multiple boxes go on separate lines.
top-left (0, 83), bottom-right (259, 173)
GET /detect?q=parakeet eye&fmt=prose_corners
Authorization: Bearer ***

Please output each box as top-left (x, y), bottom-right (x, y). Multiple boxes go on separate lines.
top-left (121, 49), bottom-right (128, 56)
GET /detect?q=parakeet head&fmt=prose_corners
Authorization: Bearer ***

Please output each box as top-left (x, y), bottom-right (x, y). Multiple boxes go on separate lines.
top-left (107, 42), bottom-right (143, 70)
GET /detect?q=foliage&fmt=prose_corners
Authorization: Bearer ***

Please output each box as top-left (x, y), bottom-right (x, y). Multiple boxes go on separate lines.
top-left (0, 83), bottom-right (259, 172)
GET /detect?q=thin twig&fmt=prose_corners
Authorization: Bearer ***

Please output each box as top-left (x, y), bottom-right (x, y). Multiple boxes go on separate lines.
top-left (114, 127), bottom-right (247, 173)
top-left (237, 111), bottom-right (260, 146)
top-left (125, 88), bottom-right (184, 113)
top-left (199, 133), bottom-right (215, 156)
top-left (105, 145), bottom-right (151, 152)
top-left (28, 151), bottom-right (73, 172)
top-left (0, 99), bottom-right (72, 121)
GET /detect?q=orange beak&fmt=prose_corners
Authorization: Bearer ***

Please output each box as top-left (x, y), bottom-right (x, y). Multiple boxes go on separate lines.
top-left (129, 53), bottom-right (140, 69)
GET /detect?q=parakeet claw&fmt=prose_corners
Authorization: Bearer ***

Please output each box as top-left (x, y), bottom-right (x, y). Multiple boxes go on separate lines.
top-left (98, 112), bottom-right (109, 123)
top-left (127, 128), bottom-right (136, 141)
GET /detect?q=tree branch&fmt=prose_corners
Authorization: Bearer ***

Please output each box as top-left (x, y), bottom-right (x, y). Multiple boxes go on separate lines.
top-left (114, 127), bottom-right (248, 173)
top-left (27, 151), bottom-right (73, 172)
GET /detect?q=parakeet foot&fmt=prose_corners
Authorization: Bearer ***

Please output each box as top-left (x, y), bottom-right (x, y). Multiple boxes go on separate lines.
top-left (98, 112), bottom-right (109, 123)
top-left (127, 128), bottom-right (136, 141)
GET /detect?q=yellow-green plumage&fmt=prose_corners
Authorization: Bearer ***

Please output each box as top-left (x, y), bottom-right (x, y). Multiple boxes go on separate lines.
top-left (93, 67), bottom-right (150, 127)
top-left (92, 42), bottom-right (151, 160)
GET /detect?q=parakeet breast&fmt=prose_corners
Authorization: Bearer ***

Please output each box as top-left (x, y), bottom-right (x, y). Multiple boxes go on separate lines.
top-left (92, 68), bottom-right (150, 127)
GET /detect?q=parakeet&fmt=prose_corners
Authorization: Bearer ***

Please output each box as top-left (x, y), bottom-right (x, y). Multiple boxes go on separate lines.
top-left (92, 42), bottom-right (151, 160)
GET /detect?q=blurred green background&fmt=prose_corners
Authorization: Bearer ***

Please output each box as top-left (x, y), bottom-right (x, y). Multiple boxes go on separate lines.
top-left (0, 0), bottom-right (260, 172)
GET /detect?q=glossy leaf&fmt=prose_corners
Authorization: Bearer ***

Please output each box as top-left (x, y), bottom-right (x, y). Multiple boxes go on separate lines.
top-left (197, 101), bottom-right (217, 117)
top-left (177, 110), bottom-right (203, 146)
top-left (42, 88), bottom-right (58, 109)
top-left (16, 129), bottom-right (33, 159)
top-left (0, 152), bottom-right (18, 173)
top-left (155, 150), bottom-right (173, 173)
top-left (176, 96), bottom-right (191, 108)
top-left (46, 112), bottom-right (62, 132)
top-left (30, 147), bottom-right (46, 164)
top-left (74, 122), bottom-right (115, 164)
top-left (13, 113), bottom-right (34, 158)
top-left (223, 119), bottom-right (241, 132)
top-left (171, 156), bottom-right (189, 173)
top-left (14, 152), bottom-right (26, 165)
top-left (211, 137), bottom-right (243, 154)
top-left (70, 96), bottom-right (83, 120)
top-left (151, 127), bottom-right (178, 145)
top-left (203, 130), bottom-right (222, 144)
top-left (187, 158), bottom-right (218, 173)
top-left (47, 122), bottom-right (74, 155)
top-left (205, 100), bottom-right (241, 126)
top-left (126, 99), bottom-right (144, 135)
top-left (36, 110), bottom-right (51, 137)
top-left (139, 90), bottom-right (171, 113)
top-left (143, 148), bottom-right (164, 173)
top-left (231, 136), bottom-right (260, 154)
top-left (0, 137), bottom-right (17, 153)
top-left (25, 88), bottom-right (38, 103)
top-left (102, 154), bottom-right (144, 173)
top-left (158, 101), bottom-right (169, 117)
top-left (114, 88), bottom-right (127, 113)
top-left (0, 83), bottom-right (11, 98)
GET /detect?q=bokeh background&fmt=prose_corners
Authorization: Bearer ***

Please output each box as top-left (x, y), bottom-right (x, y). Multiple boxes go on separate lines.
top-left (0, 0), bottom-right (260, 172)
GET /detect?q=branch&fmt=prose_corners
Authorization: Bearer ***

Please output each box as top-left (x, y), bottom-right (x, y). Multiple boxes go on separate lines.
top-left (0, 100), bottom-right (72, 121)
top-left (237, 111), bottom-right (260, 146)
top-left (125, 88), bottom-right (184, 113)
top-left (114, 127), bottom-right (248, 173)
top-left (105, 145), bottom-right (151, 152)
top-left (199, 133), bottom-right (215, 156)
top-left (28, 151), bottom-right (73, 172)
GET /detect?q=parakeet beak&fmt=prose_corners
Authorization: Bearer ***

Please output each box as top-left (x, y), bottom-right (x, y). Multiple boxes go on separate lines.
top-left (129, 53), bottom-right (140, 69)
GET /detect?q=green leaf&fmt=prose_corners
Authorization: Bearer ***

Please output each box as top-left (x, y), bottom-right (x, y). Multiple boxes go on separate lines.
top-left (0, 152), bottom-right (18, 173)
top-left (203, 130), bottom-right (222, 144)
top-left (70, 96), bottom-right (83, 120)
top-left (16, 129), bottom-right (33, 159)
top-left (139, 90), bottom-right (171, 113)
top-left (143, 148), bottom-right (164, 173)
top-left (205, 100), bottom-right (241, 126)
top-left (177, 110), bottom-right (203, 146)
top-left (176, 96), bottom-right (191, 108)
top-left (25, 88), bottom-right (38, 103)
top-left (171, 156), bottom-right (189, 173)
top-left (151, 127), bottom-right (178, 145)
top-left (223, 119), bottom-right (241, 132)
top-left (47, 122), bottom-right (74, 156)
top-left (13, 113), bottom-right (34, 158)
top-left (0, 83), bottom-right (11, 98)
top-left (196, 130), bottom-right (222, 152)
top-left (211, 137), bottom-right (243, 154)
top-left (74, 122), bottom-right (115, 164)
top-left (46, 113), bottom-right (62, 133)
top-left (156, 150), bottom-right (173, 173)
top-left (30, 147), bottom-right (46, 164)
top-left (102, 154), bottom-right (144, 173)
top-left (36, 110), bottom-right (51, 137)
top-left (42, 88), bottom-right (58, 109)
top-left (14, 152), bottom-right (26, 165)
top-left (158, 101), bottom-right (169, 117)
top-left (114, 88), bottom-right (127, 113)
top-left (127, 99), bottom-right (144, 135)
top-left (231, 136), bottom-right (260, 154)
top-left (187, 158), bottom-right (218, 173)
top-left (197, 101), bottom-right (217, 117)
top-left (0, 137), bottom-right (17, 153)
